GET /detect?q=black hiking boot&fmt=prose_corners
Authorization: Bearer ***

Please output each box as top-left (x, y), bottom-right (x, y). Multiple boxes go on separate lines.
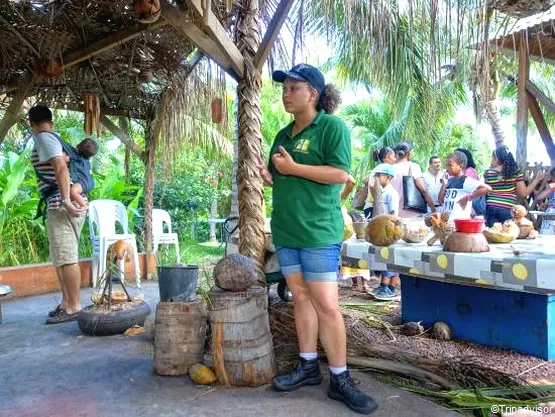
top-left (272, 358), bottom-right (323, 391)
top-left (328, 370), bottom-right (378, 414)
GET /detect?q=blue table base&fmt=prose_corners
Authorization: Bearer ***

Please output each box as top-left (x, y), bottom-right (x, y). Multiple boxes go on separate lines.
top-left (400, 275), bottom-right (555, 360)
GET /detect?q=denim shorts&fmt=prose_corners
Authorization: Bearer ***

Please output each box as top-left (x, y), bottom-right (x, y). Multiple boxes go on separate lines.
top-left (275, 243), bottom-right (342, 282)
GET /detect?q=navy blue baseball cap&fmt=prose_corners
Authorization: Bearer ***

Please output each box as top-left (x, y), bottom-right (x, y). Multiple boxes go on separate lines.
top-left (272, 64), bottom-right (326, 94)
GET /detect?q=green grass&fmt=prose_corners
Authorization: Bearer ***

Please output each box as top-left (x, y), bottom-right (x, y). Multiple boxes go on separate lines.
top-left (180, 241), bottom-right (224, 264)
top-left (155, 239), bottom-right (224, 266)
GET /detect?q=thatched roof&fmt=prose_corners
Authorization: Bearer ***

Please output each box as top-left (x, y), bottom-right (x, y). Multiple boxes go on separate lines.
top-left (491, 6), bottom-right (555, 64)
top-left (0, 0), bottom-right (285, 122)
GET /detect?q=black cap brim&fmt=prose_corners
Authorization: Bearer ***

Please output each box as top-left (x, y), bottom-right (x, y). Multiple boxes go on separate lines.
top-left (272, 70), bottom-right (308, 83)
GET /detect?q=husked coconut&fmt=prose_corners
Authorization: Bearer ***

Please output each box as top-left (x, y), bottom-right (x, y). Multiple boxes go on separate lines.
top-left (402, 322), bottom-right (424, 336)
top-left (432, 322), bottom-right (452, 341)
top-left (213, 253), bottom-right (258, 292)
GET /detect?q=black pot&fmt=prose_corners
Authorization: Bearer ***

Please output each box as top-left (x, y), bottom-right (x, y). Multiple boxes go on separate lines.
top-left (157, 264), bottom-right (199, 302)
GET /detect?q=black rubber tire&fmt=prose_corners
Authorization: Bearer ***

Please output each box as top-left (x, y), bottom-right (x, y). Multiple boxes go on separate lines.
top-left (277, 280), bottom-right (293, 302)
top-left (78, 301), bottom-right (151, 336)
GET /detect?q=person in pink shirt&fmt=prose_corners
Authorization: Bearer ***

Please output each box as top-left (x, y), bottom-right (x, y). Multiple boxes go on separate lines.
top-left (455, 148), bottom-right (479, 180)
top-left (456, 148), bottom-right (485, 216)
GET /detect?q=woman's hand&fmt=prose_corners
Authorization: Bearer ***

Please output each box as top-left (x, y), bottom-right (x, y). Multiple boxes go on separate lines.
top-left (442, 171), bottom-right (449, 185)
top-left (256, 154), bottom-right (273, 186)
top-left (271, 146), bottom-right (298, 176)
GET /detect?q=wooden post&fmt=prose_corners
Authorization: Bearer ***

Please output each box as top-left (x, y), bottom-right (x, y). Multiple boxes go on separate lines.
top-left (516, 31), bottom-right (529, 167)
top-left (0, 74), bottom-right (35, 143)
top-left (144, 93), bottom-right (170, 278)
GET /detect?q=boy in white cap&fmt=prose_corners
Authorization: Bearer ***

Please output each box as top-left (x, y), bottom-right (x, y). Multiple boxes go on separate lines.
top-left (368, 164), bottom-right (401, 300)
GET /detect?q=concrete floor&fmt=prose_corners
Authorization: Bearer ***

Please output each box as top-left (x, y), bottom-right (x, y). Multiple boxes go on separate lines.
top-left (0, 283), bottom-right (461, 417)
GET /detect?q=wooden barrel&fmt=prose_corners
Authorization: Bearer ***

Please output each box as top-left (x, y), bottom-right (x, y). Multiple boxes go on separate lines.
top-left (153, 300), bottom-right (207, 376)
top-left (209, 286), bottom-right (276, 386)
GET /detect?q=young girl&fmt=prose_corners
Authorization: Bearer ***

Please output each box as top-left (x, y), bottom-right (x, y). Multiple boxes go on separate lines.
top-left (484, 147), bottom-right (544, 227)
top-left (535, 167), bottom-right (555, 235)
top-left (439, 151), bottom-right (490, 218)
top-left (257, 64), bottom-right (376, 414)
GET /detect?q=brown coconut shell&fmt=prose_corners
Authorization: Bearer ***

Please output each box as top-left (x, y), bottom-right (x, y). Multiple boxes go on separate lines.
top-left (443, 232), bottom-right (490, 253)
top-left (213, 253), bottom-right (258, 292)
top-left (402, 322), bottom-right (424, 336)
top-left (133, 0), bottom-right (161, 23)
top-left (432, 322), bottom-right (452, 341)
top-left (211, 98), bottom-right (224, 124)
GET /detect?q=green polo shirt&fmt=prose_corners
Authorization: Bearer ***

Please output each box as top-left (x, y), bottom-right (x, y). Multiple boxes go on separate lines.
top-left (268, 110), bottom-right (351, 248)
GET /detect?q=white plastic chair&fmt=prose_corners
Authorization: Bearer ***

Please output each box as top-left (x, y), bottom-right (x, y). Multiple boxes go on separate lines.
top-left (88, 199), bottom-right (141, 288)
top-left (152, 209), bottom-right (180, 263)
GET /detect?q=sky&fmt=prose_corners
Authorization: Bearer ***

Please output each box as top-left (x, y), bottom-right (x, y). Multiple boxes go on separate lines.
top-left (275, 32), bottom-right (551, 165)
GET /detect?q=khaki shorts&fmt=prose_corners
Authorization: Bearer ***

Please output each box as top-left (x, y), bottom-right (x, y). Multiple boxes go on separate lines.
top-left (46, 207), bottom-right (85, 267)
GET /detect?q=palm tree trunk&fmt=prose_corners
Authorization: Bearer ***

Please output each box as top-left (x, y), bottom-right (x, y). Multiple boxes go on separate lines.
top-left (236, 0), bottom-right (265, 277)
top-left (485, 100), bottom-right (506, 149)
top-left (230, 97), bottom-right (239, 221)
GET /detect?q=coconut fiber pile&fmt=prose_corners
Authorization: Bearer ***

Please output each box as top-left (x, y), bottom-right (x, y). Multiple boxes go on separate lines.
top-left (269, 284), bottom-right (555, 391)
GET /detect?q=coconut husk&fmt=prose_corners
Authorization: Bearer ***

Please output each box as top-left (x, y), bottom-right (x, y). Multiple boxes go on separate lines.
top-left (269, 291), bottom-right (534, 391)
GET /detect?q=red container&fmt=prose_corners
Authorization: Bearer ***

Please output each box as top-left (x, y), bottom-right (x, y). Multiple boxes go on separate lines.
top-left (454, 218), bottom-right (484, 233)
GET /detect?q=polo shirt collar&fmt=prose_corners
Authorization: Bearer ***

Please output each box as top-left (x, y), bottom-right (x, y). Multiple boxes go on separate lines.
top-left (284, 110), bottom-right (325, 138)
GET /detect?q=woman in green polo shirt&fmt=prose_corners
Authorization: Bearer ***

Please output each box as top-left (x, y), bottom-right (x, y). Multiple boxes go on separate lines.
top-left (257, 64), bottom-right (377, 415)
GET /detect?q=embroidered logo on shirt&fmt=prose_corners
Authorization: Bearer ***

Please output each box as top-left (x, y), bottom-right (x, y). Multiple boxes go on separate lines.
top-left (293, 138), bottom-right (310, 154)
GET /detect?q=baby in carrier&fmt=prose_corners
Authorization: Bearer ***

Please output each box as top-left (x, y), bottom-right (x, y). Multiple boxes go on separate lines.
top-left (64, 138), bottom-right (98, 208)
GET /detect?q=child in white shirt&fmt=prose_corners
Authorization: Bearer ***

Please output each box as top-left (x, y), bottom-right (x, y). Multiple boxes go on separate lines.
top-left (370, 164), bottom-right (402, 300)
top-left (439, 151), bottom-right (491, 219)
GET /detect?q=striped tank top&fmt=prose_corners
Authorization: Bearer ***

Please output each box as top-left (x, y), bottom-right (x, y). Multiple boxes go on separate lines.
top-left (484, 168), bottom-right (524, 210)
top-left (31, 145), bottom-right (62, 209)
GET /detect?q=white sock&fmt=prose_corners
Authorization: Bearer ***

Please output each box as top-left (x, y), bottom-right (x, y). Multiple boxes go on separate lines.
top-left (299, 352), bottom-right (318, 361)
top-left (329, 366), bottom-right (347, 375)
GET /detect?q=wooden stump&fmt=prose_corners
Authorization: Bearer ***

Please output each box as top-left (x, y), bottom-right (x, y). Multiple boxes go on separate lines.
top-left (153, 300), bottom-right (207, 376)
top-left (209, 286), bottom-right (276, 386)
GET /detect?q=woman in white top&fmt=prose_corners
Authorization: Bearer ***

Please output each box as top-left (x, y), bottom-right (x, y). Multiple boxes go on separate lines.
top-left (390, 142), bottom-right (436, 218)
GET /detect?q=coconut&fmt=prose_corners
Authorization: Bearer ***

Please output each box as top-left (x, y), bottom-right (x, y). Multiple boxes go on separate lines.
top-left (402, 321), bottom-right (424, 336)
top-left (432, 322), bottom-right (452, 341)
top-left (213, 253), bottom-right (258, 292)
top-left (189, 363), bottom-right (217, 385)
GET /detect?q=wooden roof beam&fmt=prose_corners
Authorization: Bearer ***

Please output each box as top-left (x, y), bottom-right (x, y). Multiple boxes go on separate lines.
top-left (526, 80), bottom-right (555, 115)
top-left (62, 21), bottom-right (166, 70)
top-left (181, 0), bottom-right (244, 78)
top-left (0, 74), bottom-right (35, 143)
top-left (100, 114), bottom-right (146, 161)
top-left (160, 1), bottom-right (241, 79)
top-left (527, 90), bottom-right (555, 165)
top-left (254, 0), bottom-right (295, 72)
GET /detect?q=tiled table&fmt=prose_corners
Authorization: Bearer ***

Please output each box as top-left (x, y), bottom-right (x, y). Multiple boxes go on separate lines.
top-left (341, 236), bottom-right (555, 359)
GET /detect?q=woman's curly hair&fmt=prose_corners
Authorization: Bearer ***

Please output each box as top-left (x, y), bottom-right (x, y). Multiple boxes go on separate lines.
top-left (494, 146), bottom-right (519, 179)
top-left (316, 84), bottom-right (342, 114)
